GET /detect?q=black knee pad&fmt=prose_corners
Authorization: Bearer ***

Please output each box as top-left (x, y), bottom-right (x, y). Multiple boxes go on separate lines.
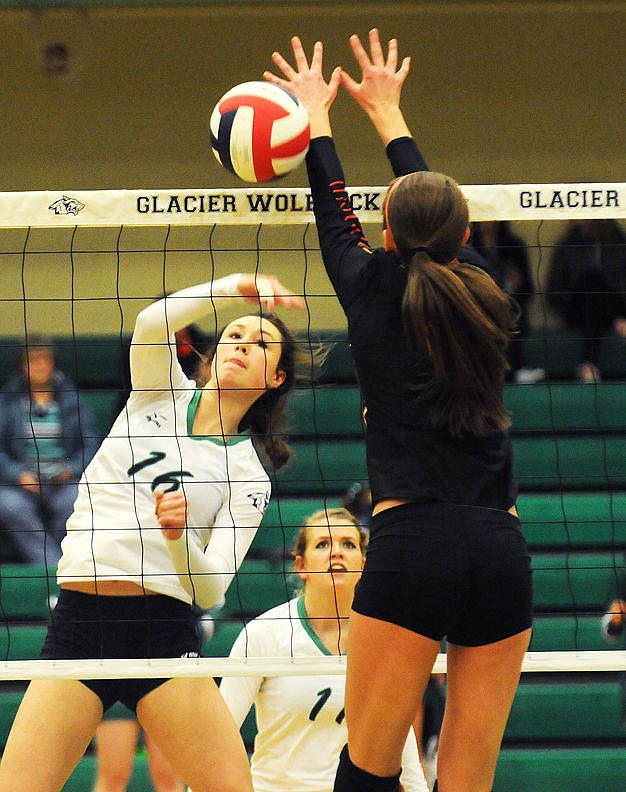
top-left (334, 745), bottom-right (401, 792)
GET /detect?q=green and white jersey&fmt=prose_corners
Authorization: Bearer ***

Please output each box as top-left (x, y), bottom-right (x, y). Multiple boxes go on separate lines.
top-left (220, 597), bottom-right (428, 792)
top-left (57, 275), bottom-right (270, 609)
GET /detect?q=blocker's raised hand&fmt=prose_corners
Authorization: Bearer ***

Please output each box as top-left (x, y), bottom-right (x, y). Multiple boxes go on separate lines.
top-left (341, 28), bottom-right (411, 144)
top-left (264, 37), bottom-right (342, 138)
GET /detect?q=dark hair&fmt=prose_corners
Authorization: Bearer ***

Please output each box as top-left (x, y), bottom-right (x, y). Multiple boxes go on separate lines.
top-left (563, 218), bottom-right (626, 245)
top-left (202, 313), bottom-right (308, 469)
top-left (386, 171), bottom-right (519, 437)
top-left (174, 323), bottom-right (210, 380)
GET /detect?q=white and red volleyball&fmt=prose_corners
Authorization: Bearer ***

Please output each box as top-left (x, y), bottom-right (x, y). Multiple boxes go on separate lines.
top-left (209, 81), bottom-right (310, 183)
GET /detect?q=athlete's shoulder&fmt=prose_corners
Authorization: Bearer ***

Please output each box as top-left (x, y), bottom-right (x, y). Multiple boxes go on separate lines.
top-left (229, 598), bottom-right (299, 658)
top-left (242, 598), bottom-right (299, 642)
top-left (253, 597), bottom-right (299, 624)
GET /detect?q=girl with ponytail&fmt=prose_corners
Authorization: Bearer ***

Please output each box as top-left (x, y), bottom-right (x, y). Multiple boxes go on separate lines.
top-left (265, 29), bottom-right (532, 792)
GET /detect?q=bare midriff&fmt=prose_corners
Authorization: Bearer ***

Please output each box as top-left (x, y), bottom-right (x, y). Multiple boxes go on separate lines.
top-left (61, 580), bottom-right (159, 596)
top-left (373, 498), bottom-right (519, 518)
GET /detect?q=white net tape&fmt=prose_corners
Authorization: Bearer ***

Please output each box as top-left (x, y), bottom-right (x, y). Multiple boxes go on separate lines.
top-left (3, 651), bottom-right (626, 681)
top-left (0, 182), bottom-right (625, 228)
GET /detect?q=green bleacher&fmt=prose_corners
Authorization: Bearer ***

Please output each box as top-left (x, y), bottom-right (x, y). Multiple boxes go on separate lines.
top-left (0, 329), bottom-right (625, 790)
top-left (495, 747), bottom-right (626, 792)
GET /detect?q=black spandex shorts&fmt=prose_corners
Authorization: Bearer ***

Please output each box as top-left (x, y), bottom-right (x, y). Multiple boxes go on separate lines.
top-left (41, 589), bottom-right (201, 712)
top-left (352, 501), bottom-right (533, 646)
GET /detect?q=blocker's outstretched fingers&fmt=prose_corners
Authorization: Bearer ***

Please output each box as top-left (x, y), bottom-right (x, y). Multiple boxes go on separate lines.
top-left (367, 28), bottom-right (386, 66)
top-left (383, 35), bottom-right (399, 71)
top-left (290, 35), bottom-right (312, 70)
top-left (269, 49), bottom-right (297, 81)
top-left (348, 32), bottom-right (371, 70)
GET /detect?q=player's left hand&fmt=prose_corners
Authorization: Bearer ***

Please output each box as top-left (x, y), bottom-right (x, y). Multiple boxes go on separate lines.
top-left (237, 273), bottom-right (305, 312)
top-left (155, 490), bottom-right (188, 540)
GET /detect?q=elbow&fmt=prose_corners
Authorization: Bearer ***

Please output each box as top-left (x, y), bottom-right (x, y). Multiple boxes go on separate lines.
top-left (130, 313), bottom-right (150, 346)
top-left (194, 573), bottom-right (229, 611)
top-left (132, 308), bottom-right (156, 343)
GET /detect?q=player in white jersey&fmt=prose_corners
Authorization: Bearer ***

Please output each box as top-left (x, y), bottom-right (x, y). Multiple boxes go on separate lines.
top-left (220, 509), bottom-right (428, 792)
top-left (0, 272), bottom-right (305, 792)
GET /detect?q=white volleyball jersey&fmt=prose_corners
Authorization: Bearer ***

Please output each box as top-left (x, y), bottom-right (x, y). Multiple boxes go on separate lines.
top-left (220, 597), bottom-right (428, 792)
top-left (57, 275), bottom-right (270, 608)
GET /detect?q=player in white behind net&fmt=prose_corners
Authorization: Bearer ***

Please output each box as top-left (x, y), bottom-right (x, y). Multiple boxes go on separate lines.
top-left (219, 507), bottom-right (429, 792)
top-left (0, 272), bottom-right (305, 792)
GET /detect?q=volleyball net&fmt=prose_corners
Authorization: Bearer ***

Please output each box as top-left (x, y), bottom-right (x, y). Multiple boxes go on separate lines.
top-left (0, 180), bottom-right (625, 685)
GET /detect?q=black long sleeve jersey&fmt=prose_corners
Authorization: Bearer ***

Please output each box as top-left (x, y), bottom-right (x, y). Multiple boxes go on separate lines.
top-left (306, 136), bottom-right (516, 510)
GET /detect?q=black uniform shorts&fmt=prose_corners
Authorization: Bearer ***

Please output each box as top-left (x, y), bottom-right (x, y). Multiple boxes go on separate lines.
top-left (41, 589), bottom-right (201, 712)
top-left (352, 500), bottom-right (533, 646)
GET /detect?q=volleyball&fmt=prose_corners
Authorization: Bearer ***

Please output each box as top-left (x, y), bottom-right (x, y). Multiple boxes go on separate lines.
top-left (209, 81), bottom-right (310, 183)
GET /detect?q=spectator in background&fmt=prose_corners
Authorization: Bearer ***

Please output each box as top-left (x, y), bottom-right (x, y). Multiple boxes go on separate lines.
top-left (471, 221), bottom-right (544, 384)
top-left (0, 334), bottom-right (99, 566)
top-left (601, 592), bottom-right (626, 647)
top-left (547, 219), bottom-right (626, 383)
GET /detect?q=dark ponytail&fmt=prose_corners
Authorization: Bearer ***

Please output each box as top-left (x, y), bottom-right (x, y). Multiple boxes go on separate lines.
top-left (387, 172), bottom-right (519, 437)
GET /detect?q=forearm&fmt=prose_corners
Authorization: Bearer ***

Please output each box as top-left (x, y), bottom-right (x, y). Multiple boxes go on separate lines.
top-left (308, 108), bottom-right (333, 140)
top-left (385, 137), bottom-right (429, 176)
top-left (365, 105), bottom-right (412, 147)
top-left (305, 137), bottom-right (372, 303)
top-left (165, 534), bottom-right (231, 610)
top-left (129, 274), bottom-right (242, 390)
top-left (132, 274), bottom-right (242, 345)
top-left (164, 498), bottom-right (261, 611)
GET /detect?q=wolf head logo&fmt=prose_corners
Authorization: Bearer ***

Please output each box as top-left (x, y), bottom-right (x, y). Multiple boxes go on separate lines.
top-left (48, 195), bottom-right (85, 216)
top-left (248, 490), bottom-right (270, 514)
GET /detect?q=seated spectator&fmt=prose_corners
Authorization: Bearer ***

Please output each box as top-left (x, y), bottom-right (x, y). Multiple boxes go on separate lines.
top-left (547, 219), bottom-right (626, 382)
top-left (0, 334), bottom-right (99, 566)
top-left (471, 220), bottom-right (545, 384)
